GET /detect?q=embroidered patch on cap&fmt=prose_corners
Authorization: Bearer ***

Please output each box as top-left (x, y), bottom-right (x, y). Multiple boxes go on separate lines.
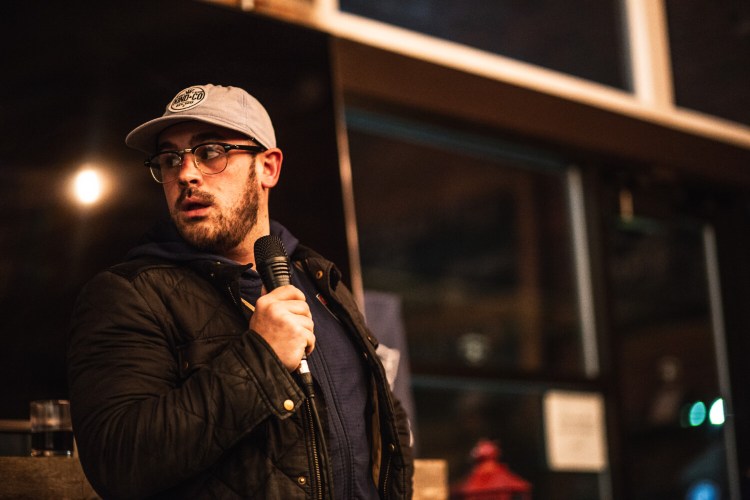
top-left (168, 86), bottom-right (206, 112)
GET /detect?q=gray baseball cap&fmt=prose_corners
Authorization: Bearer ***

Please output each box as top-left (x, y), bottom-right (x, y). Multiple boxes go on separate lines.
top-left (125, 84), bottom-right (276, 154)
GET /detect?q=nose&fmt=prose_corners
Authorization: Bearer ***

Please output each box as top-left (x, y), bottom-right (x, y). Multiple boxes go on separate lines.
top-left (176, 152), bottom-right (203, 185)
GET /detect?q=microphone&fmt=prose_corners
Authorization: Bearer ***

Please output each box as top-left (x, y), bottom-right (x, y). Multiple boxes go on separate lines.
top-left (253, 235), bottom-right (311, 376)
top-left (254, 234), bottom-right (292, 291)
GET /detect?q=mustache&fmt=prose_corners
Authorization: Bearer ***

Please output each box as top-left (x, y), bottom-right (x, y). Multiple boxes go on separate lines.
top-left (176, 187), bottom-right (215, 206)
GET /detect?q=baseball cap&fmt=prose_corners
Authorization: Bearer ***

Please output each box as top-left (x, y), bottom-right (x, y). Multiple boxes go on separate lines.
top-left (125, 84), bottom-right (276, 154)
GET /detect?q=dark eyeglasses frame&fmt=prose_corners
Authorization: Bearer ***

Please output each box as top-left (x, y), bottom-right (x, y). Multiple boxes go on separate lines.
top-left (144, 142), bottom-right (267, 183)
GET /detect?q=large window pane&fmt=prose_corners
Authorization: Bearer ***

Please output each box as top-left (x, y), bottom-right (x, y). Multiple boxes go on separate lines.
top-left (347, 109), bottom-right (605, 496)
top-left (348, 110), bottom-right (583, 378)
top-left (340, 0), bottom-right (629, 89)
top-left (666, 0), bottom-right (750, 126)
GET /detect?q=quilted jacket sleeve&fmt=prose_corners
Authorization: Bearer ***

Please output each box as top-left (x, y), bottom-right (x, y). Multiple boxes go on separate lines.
top-left (67, 268), bottom-right (305, 499)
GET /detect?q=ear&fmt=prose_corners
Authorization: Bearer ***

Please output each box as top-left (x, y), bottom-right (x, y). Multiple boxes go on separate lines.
top-left (258, 148), bottom-right (283, 189)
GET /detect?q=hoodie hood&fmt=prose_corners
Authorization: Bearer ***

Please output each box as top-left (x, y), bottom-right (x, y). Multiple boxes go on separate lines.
top-left (126, 219), bottom-right (299, 266)
top-left (125, 219), bottom-right (300, 309)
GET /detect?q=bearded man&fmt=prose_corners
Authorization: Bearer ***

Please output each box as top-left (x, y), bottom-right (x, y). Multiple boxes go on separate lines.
top-left (67, 84), bottom-right (414, 500)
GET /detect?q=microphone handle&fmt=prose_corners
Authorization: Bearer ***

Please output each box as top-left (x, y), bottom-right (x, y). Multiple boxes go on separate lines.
top-left (253, 236), bottom-right (308, 376)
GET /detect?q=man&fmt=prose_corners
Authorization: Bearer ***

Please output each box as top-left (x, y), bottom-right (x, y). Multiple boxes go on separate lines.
top-left (67, 84), bottom-right (413, 499)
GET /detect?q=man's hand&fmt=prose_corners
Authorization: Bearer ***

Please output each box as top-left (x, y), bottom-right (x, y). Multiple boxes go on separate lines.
top-left (249, 285), bottom-right (315, 372)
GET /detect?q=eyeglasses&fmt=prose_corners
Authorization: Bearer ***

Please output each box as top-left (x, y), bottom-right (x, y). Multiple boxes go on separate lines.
top-left (145, 142), bottom-right (266, 183)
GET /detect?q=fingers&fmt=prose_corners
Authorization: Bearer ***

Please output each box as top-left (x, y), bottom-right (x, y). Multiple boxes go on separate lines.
top-left (259, 284), bottom-right (306, 302)
top-left (250, 285), bottom-right (316, 372)
top-left (302, 322), bottom-right (315, 355)
top-left (257, 286), bottom-right (312, 316)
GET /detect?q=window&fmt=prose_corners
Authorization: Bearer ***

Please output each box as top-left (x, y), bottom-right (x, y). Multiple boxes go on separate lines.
top-left (347, 108), bottom-right (601, 494)
top-left (339, 0), bottom-right (629, 89)
top-left (666, 0), bottom-right (750, 126)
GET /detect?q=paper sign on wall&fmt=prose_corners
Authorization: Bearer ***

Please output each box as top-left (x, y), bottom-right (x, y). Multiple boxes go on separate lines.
top-left (543, 390), bottom-right (608, 472)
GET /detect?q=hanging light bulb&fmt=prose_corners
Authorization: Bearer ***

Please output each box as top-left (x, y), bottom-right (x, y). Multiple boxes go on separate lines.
top-left (74, 169), bottom-right (102, 204)
top-left (70, 164), bottom-right (110, 206)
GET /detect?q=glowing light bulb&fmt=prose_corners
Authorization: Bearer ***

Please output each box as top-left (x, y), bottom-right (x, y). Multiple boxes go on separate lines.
top-left (73, 168), bottom-right (103, 205)
top-left (688, 401), bottom-right (706, 427)
top-left (709, 398), bottom-right (725, 426)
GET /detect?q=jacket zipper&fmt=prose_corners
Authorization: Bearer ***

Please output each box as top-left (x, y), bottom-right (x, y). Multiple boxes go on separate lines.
top-left (381, 451), bottom-right (392, 497)
top-left (304, 397), bottom-right (324, 500)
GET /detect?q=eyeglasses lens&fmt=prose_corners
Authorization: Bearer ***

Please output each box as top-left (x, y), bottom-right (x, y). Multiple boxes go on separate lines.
top-left (194, 144), bottom-right (227, 172)
top-left (148, 144), bottom-right (229, 183)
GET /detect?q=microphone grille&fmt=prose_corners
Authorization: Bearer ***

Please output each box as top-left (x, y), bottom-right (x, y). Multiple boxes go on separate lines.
top-left (254, 234), bottom-right (288, 262)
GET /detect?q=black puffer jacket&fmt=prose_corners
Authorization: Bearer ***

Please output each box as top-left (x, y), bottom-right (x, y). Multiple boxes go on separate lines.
top-left (67, 244), bottom-right (413, 499)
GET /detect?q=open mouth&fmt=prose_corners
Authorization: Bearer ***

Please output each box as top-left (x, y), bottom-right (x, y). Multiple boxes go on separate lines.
top-left (180, 199), bottom-right (212, 218)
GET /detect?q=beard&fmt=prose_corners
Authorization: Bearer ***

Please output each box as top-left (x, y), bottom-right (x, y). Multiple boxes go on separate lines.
top-left (171, 168), bottom-right (260, 255)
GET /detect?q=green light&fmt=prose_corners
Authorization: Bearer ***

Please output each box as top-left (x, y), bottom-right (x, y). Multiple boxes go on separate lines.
top-left (689, 401), bottom-right (706, 427)
top-left (709, 398), bottom-right (725, 426)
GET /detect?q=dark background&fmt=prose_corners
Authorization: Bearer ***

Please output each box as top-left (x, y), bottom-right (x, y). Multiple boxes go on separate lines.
top-left (1, 0), bottom-right (346, 419)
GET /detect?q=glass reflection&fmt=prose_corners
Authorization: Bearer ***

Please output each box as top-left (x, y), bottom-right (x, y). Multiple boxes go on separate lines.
top-left (348, 109), bottom-right (582, 377)
top-left (347, 108), bottom-right (597, 496)
top-left (608, 216), bottom-right (730, 498)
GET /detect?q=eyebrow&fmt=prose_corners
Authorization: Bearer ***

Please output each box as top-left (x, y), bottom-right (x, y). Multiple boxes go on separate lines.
top-left (157, 131), bottom-right (231, 151)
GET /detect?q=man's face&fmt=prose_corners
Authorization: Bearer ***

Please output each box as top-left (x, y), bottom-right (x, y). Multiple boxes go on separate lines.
top-left (157, 121), bottom-right (261, 256)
